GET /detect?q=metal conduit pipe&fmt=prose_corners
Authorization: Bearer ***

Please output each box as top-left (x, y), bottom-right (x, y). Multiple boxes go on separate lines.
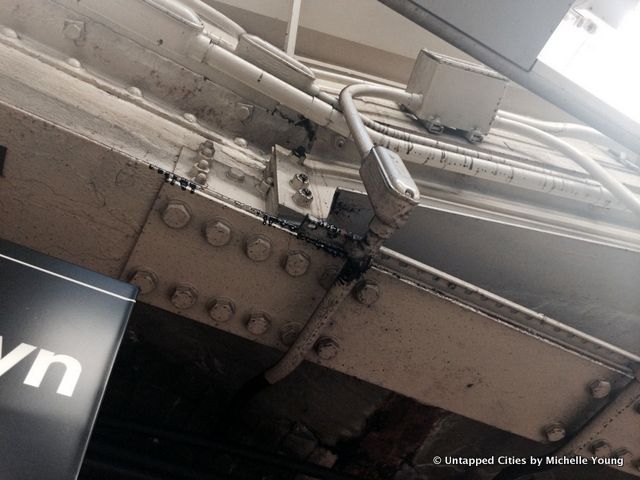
top-left (497, 110), bottom-right (625, 152)
top-left (313, 90), bottom-right (603, 184)
top-left (201, 44), bottom-right (621, 209)
top-left (203, 44), bottom-right (350, 135)
top-left (494, 116), bottom-right (640, 218)
top-left (181, 0), bottom-right (245, 38)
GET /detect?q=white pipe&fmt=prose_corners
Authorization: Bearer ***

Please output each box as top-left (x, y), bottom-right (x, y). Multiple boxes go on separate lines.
top-left (497, 110), bottom-right (626, 153)
top-left (494, 116), bottom-right (640, 218)
top-left (180, 0), bottom-right (245, 38)
top-left (200, 44), bottom-right (623, 210)
top-left (339, 83), bottom-right (421, 157)
top-left (203, 44), bottom-right (349, 134)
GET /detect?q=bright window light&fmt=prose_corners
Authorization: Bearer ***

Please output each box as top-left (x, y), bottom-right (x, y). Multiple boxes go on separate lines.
top-left (539, 3), bottom-right (640, 123)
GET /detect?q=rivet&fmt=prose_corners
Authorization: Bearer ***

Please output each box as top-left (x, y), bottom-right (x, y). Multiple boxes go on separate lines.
top-left (235, 103), bottom-right (253, 121)
top-left (170, 284), bottom-right (198, 310)
top-left (589, 379), bottom-right (611, 399)
top-left (246, 312), bottom-right (271, 335)
top-left (334, 136), bottom-right (346, 149)
top-left (194, 172), bottom-right (208, 185)
top-left (1, 27), bottom-right (18, 39)
top-left (126, 86), bottom-right (143, 97)
top-left (162, 201), bottom-right (191, 229)
top-left (183, 113), bottom-right (197, 123)
top-left (234, 137), bottom-right (248, 147)
top-left (245, 234), bottom-right (272, 262)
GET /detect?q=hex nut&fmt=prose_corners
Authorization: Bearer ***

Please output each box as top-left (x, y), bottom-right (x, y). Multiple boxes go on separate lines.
top-left (204, 219), bottom-right (232, 247)
top-left (162, 201), bottom-right (191, 229)
top-left (245, 234), bottom-right (272, 262)
top-left (63, 22), bottom-right (84, 41)
top-left (544, 423), bottom-right (566, 442)
top-left (293, 187), bottom-right (313, 208)
top-left (589, 379), bottom-right (612, 399)
top-left (129, 269), bottom-right (158, 295)
top-left (591, 440), bottom-right (611, 458)
top-left (280, 322), bottom-right (301, 346)
top-left (284, 251), bottom-right (310, 277)
top-left (290, 173), bottom-right (310, 190)
top-left (171, 284), bottom-right (198, 310)
top-left (315, 337), bottom-right (340, 360)
top-left (334, 136), bottom-right (347, 149)
top-left (209, 298), bottom-right (235, 323)
top-left (355, 280), bottom-right (380, 306)
top-left (246, 312), bottom-right (271, 335)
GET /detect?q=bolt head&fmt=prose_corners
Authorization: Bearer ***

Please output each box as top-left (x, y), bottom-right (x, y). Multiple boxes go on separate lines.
top-left (171, 284), bottom-right (198, 310)
top-left (315, 337), bottom-right (340, 360)
top-left (209, 298), bottom-right (235, 323)
top-left (589, 379), bottom-right (612, 399)
top-left (129, 269), bottom-right (158, 295)
top-left (334, 136), bottom-right (347, 149)
top-left (235, 104), bottom-right (253, 121)
top-left (355, 280), bottom-right (380, 306)
top-left (284, 251), bottom-right (310, 277)
top-left (162, 201), bottom-right (191, 229)
top-left (63, 21), bottom-right (84, 40)
top-left (280, 322), bottom-right (301, 346)
top-left (246, 313), bottom-right (271, 335)
top-left (613, 448), bottom-right (632, 462)
top-left (66, 57), bottom-right (82, 68)
top-left (245, 235), bottom-right (272, 262)
top-left (591, 440), bottom-right (612, 458)
top-left (544, 423), bottom-right (566, 442)
top-left (204, 219), bottom-right (232, 247)
top-left (293, 187), bottom-right (313, 207)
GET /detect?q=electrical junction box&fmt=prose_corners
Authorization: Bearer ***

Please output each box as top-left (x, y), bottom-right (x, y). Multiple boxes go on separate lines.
top-left (406, 49), bottom-right (509, 142)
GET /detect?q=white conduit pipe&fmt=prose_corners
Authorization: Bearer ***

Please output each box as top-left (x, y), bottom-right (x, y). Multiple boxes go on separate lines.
top-left (315, 90), bottom-right (597, 183)
top-left (202, 45), bottom-right (621, 209)
top-left (494, 116), bottom-right (640, 217)
top-left (181, 0), bottom-right (245, 38)
top-left (497, 110), bottom-right (624, 152)
top-left (339, 84), bottom-right (421, 156)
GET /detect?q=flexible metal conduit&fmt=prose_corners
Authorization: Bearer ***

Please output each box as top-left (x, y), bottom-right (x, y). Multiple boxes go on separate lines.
top-left (494, 116), bottom-right (640, 218)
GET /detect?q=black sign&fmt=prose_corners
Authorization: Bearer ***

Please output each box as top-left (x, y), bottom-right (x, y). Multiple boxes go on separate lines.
top-left (0, 238), bottom-right (137, 479)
